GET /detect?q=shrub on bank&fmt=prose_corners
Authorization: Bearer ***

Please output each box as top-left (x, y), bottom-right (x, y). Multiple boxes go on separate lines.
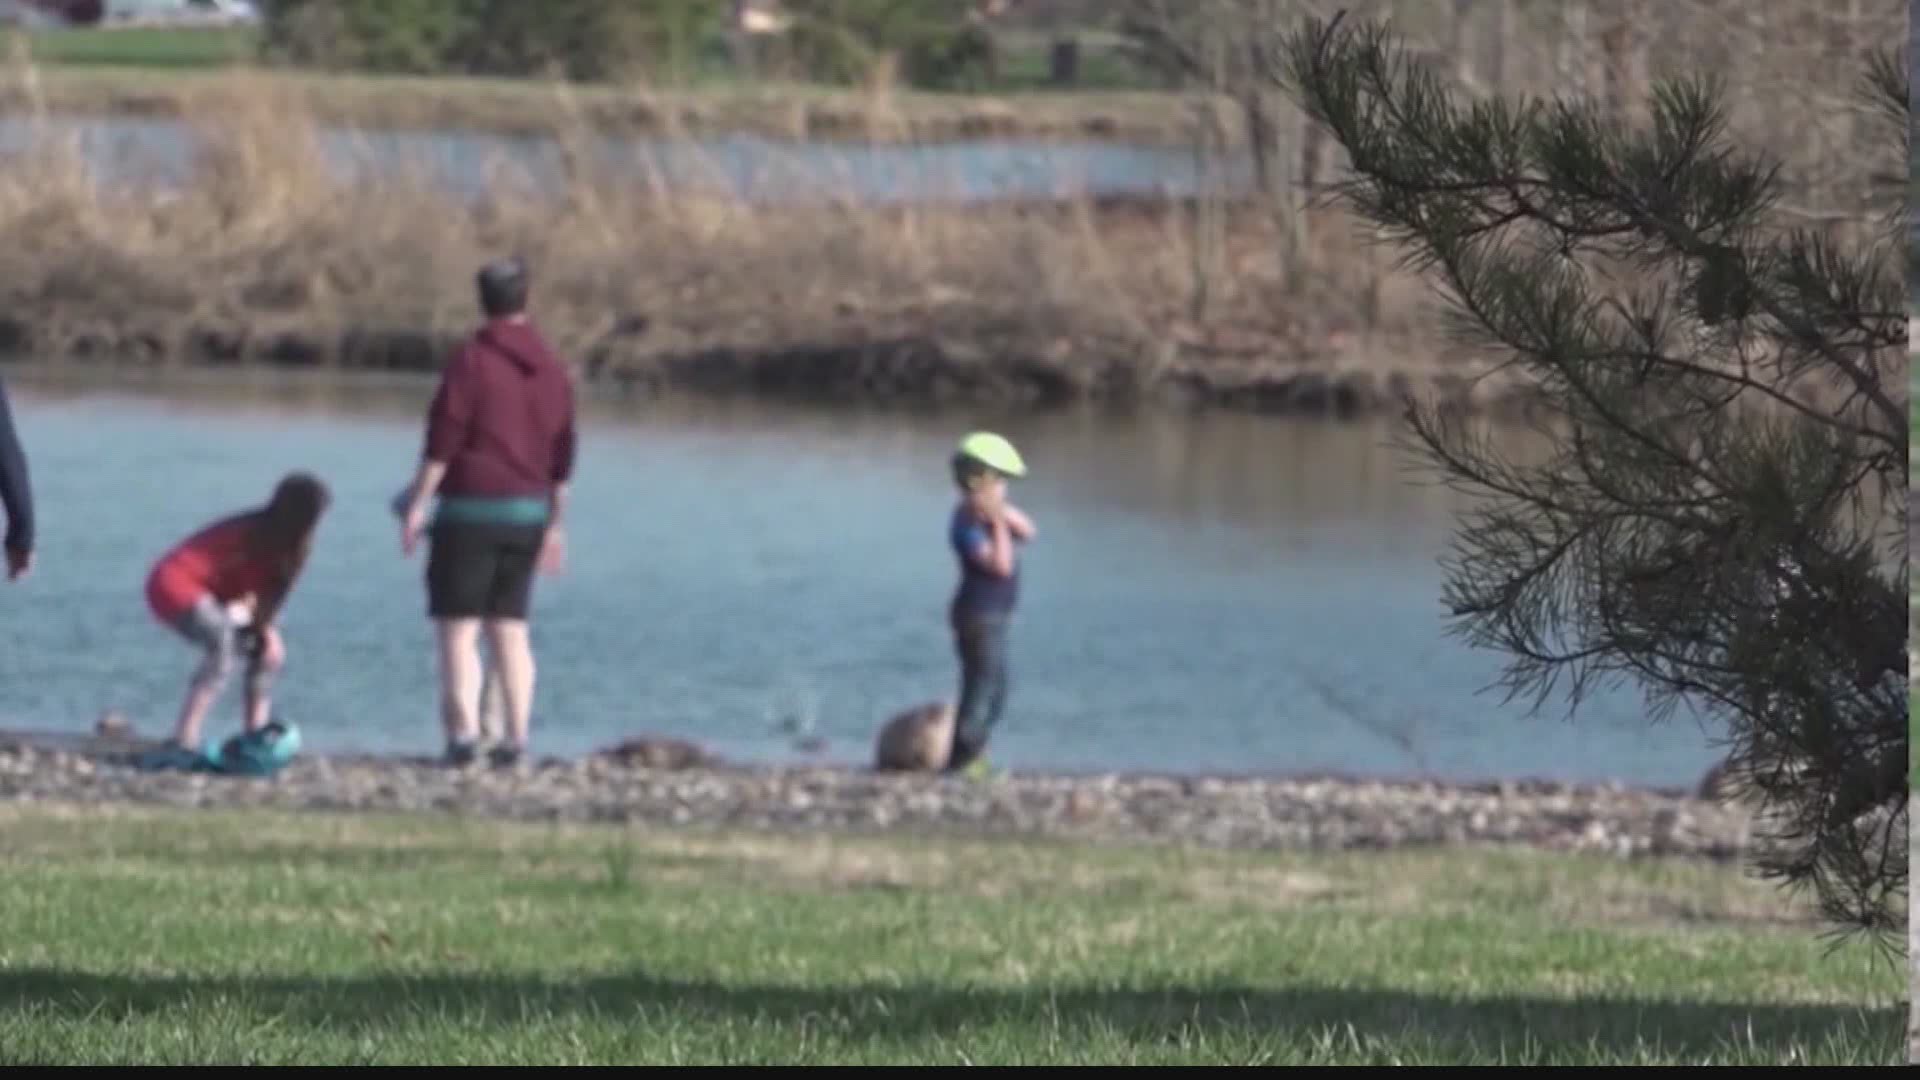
top-left (770, 0), bottom-right (996, 89)
top-left (257, 0), bottom-right (729, 82)
top-left (255, 0), bottom-right (995, 89)
top-left (258, 0), bottom-right (466, 75)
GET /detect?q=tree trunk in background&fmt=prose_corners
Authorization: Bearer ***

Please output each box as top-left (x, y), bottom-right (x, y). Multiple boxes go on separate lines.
top-left (1244, 89), bottom-right (1281, 202)
top-left (1835, 0), bottom-right (1860, 209)
top-left (1450, 0), bottom-right (1476, 91)
top-left (1599, 0), bottom-right (1648, 128)
top-left (1241, 26), bottom-right (1281, 202)
top-left (727, 0), bottom-right (756, 78)
top-left (1049, 38), bottom-right (1079, 86)
top-left (1487, 0), bottom-right (1510, 92)
top-left (1187, 108), bottom-right (1229, 322)
top-left (1280, 99), bottom-right (1311, 294)
top-left (1299, 116), bottom-right (1325, 194)
top-left (1556, 0), bottom-right (1586, 99)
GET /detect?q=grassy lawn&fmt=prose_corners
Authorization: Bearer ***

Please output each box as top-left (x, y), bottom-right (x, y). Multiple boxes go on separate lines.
top-left (15, 24), bottom-right (1159, 91)
top-left (8, 26), bottom-right (258, 68)
top-left (0, 802), bottom-right (1902, 1065)
top-left (0, 27), bottom-right (1197, 142)
top-left (9, 24), bottom-right (1154, 83)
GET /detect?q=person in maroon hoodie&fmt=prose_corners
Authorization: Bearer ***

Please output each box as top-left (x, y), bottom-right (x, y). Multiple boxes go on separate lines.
top-left (397, 257), bottom-right (577, 768)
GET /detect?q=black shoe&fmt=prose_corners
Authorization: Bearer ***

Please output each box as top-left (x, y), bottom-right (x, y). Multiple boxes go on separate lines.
top-left (445, 740), bottom-right (479, 768)
top-left (487, 743), bottom-right (525, 770)
top-left (945, 736), bottom-right (985, 774)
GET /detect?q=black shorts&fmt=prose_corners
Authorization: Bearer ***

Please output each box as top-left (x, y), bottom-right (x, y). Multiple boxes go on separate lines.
top-left (425, 520), bottom-right (546, 620)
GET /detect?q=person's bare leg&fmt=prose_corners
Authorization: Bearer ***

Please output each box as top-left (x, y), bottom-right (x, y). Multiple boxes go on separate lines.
top-left (477, 654), bottom-right (507, 746)
top-left (436, 616), bottom-right (485, 746)
top-left (483, 618), bottom-right (536, 750)
top-left (170, 600), bottom-right (234, 750)
top-left (241, 670), bottom-right (273, 733)
top-left (171, 676), bottom-right (223, 750)
top-left (241, 639), bottom-right (283, 734)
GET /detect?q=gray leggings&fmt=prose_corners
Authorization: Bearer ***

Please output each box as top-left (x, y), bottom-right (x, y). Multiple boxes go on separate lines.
top-left (173, 595), bottom-right (273, 699)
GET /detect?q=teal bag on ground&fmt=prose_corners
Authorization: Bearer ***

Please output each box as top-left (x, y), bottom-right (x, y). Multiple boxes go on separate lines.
top-left (135, 721), bottom-right (299, 775)
top-left (202, 720), bottom-right (303, 777)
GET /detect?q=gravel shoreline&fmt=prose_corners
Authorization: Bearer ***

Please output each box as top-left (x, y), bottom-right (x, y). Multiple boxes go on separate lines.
top-left (0, 739), bottom-right (1762, 861)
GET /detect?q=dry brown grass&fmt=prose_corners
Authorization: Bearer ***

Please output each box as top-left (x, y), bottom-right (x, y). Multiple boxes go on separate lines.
top-left (0, 62), bottom-right (1203, 144)
top-left (0, 0), bottom-right (1896, 418)
top-left (0, 61), bottom-right (1479, 412)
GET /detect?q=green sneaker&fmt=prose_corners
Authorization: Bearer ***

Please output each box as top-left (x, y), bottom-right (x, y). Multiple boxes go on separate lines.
top-left (963, 758), bottom-right (996, 782)
top-left (137, 740), bottom-right (209, 773)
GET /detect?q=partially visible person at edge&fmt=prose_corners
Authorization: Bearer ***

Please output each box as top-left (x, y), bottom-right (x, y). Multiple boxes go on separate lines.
top-left (944, 432), bottom-right (1037, 775)
top-left (399, 256), bottom-right (576, 770)
top-left (0, 371), bottom-right (34, 583)
top-left (145, 472), bottom-right (331, 759)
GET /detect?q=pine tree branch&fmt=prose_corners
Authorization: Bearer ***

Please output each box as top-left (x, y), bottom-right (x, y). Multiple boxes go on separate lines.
top-left (1273, 14), bottom-right (1906, 445)
top-left (1271, 10), bottom-right (1907, 945)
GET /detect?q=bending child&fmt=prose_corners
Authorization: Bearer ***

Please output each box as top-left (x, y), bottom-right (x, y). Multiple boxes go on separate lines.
top-left (145, 472), bottom-right (331, 758)
top-left (945, 432), bottom-right (1037, 774)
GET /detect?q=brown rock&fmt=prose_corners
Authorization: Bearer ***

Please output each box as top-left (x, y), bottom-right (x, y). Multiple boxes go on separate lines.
top-left (873, 702), bottom-right (955, 772)
top-left (596, 737), bottom-right (712, 771)
top-left (1065, 789), bottom-right (1103, 823)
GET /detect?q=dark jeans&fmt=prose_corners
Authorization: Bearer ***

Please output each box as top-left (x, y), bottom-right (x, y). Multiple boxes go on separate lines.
top-left (949, 614), bottom-right (1011, 771)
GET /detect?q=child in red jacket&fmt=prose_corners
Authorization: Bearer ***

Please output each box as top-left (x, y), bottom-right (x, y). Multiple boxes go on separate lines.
top-left (145, 472), bottom-right (330, 758)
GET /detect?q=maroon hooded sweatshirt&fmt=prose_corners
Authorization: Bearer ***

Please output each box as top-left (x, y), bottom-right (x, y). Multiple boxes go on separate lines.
top-left (423, 317), bottom-right (577, 501)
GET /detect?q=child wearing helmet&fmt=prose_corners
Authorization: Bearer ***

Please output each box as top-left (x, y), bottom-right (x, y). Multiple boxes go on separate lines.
top-left (945, 432), bottom-right (1037, 773)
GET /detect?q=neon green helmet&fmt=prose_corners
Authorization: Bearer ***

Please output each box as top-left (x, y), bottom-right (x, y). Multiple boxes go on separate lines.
top-left (956, 431), bottom-right (1027, 478)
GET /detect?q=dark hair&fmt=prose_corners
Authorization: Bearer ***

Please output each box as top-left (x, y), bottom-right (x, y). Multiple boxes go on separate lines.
top-left (477, 256), bottom-right (530, 318)
top-left (952, 453), bottom-right (995, 491)
top-left (257, 471), bottom-right (331, 556)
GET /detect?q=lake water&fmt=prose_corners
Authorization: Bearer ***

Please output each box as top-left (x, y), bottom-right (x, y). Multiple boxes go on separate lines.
top-left (0, 372), bottom-right (1728, 787)
top-left (0, 113), bottom-right (1254, 204)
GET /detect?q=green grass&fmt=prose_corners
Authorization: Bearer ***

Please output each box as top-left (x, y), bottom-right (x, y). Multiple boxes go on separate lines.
top-left (0, 802), bottom-right (1902, 1065)
top-left (0, 26), bottom-right (1194, 143)
top-left (11, 24), bottom-right (1161, 91)
top-left (10, 26), bottom-right (258, 68)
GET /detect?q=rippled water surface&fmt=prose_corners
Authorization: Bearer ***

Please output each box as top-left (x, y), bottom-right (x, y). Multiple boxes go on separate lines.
top-left (0, 373), bottom-right (1726, 785)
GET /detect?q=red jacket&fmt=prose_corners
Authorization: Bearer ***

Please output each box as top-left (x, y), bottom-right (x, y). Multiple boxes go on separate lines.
top-left (424, 318), bottom-right (577, 499)
top-left (147, 514), bottom-right (281, 624)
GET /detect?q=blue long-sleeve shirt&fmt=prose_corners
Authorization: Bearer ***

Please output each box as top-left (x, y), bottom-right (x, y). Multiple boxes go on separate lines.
top-left (0, 375), bottom-right (35, 555)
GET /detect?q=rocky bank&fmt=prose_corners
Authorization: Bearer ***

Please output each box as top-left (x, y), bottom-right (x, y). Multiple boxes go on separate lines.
top-left (0, 740), bottom-right (1764, 861)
